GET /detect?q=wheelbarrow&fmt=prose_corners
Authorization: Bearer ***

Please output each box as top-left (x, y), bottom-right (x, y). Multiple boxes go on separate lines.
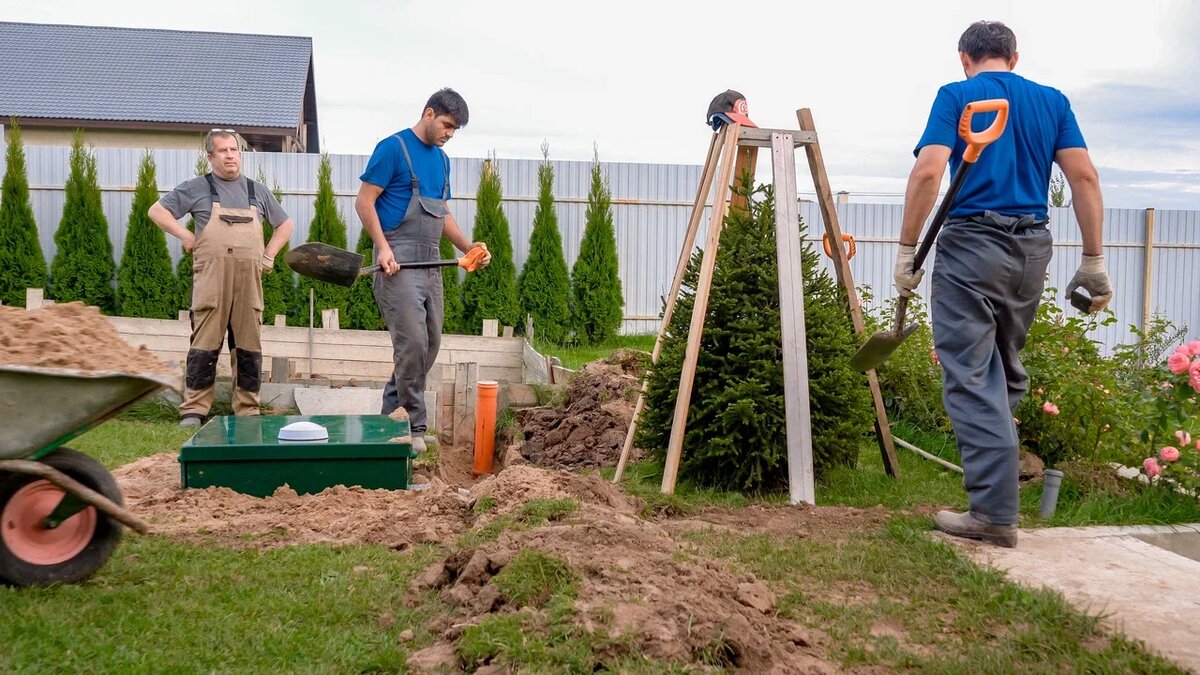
top-left (0, 365), bottom-right (179, 586)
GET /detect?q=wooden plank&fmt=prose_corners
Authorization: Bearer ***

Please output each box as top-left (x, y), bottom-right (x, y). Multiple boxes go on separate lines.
top-left (737, 126), bottom-right (817, 147)
top-left (179, 310), bottom-right (190, 322)
top-left (616, 128), bottom-right (728, 483)
top-left (453, 362), bottom-right (478, 448)
top-left (25, 288), bottom-right (44, 309)
top-left (481, 319), bottom-right (499, 337)
top-left (274, 314), bottom-right (287, 327)
top-left (321, 308), bottom-right (340, 330)
top-left (271, 356), bottom-right (291, 384)
top-left (772, 132), bottom-right (816, 506)
top-left (729, 144), bottom-right (758, 214)
top-left (797, 108), bottom-right (900, 477)
top-left (661, 125), bottom-right (741, 494)
top-left (522, 340), bottom-right (551, 384)
top-left (439, 380), bottom-right (456, 444)
top-left (502, 326), bottom-right (514, 338)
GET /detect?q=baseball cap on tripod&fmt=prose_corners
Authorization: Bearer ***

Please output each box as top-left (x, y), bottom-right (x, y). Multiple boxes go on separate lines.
top-left (706, 89), bottom-right (758, 130)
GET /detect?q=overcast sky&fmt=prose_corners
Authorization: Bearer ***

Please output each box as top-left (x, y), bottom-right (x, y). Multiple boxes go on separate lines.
top-left (4, 0), bottom-right (1197, 209)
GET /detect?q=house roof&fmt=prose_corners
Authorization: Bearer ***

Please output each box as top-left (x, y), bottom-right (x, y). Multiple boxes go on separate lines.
top-left (0, 21), bottom-right (316, 132)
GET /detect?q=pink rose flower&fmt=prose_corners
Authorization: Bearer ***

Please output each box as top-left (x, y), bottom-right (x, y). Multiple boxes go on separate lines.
top-left (1143, 457), bottom-right (1162, 477)
top-left (1190, 360), bottom-right (1200, 393)
top-left (1042, 401), bottom-right (1060, 416)
top-left (1159, 446), bottom-right (1180, 462)
top-left (1187, 340), bottom-right (1200, 357)
top-left (930, 349), bottom-right (940, 366)
top-left (1168, 351), bottom-right (1192, 374)
top-left (1176, 430), bottom-right (1193, 447)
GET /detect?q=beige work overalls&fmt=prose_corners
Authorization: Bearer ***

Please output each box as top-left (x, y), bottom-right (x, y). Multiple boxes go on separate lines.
top-left (180, 174), bottom-right (265, 420)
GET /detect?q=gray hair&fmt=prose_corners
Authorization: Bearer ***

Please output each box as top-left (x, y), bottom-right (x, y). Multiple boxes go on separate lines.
top-left (205, 129), bottom-right (239, 154)
top-left (958, 21), bottom-right (1017, 62)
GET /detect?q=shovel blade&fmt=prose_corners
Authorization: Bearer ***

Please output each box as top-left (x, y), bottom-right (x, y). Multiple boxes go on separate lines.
top-left (284, 242), bottom-right (366, 288)
top-left (849, 322), bottom-right (920, 372)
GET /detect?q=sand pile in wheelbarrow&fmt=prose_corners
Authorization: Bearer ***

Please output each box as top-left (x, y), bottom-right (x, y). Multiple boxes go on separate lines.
top-left (0, 303), bottom-right (174, 376)
top-left (514, 349), bottom-right (646, 470)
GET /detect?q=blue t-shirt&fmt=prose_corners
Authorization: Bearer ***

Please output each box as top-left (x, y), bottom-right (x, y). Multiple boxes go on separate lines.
top-left (915, 71), bottom-right (1086, 220)
top-left (359, 128), bottom-right (452, 231)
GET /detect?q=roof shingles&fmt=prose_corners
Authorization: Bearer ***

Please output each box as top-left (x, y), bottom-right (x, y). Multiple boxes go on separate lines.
top-left (0, 21), bottom-right (312, 129)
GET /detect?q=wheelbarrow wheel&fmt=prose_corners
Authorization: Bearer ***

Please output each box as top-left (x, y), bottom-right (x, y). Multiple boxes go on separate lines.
top-left (0, 448), bottom-right (124, 586)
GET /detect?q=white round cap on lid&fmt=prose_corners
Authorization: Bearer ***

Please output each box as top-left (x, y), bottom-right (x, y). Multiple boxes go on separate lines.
top-left (278, 420), bottom-right (329, 442)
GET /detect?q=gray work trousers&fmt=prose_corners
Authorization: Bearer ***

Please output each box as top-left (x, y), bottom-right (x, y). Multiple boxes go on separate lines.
top-left (376, 256), bottom-right (444, 434)
top-left (931, 211), bottom-right (1053, 525)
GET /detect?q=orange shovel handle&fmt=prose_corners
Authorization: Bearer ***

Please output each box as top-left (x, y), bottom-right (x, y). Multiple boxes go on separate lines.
top-left (458, 246), bottom-right (489, 272)
top-left (822, 233), bottom-right (857, 261)
top-left (959, 99), bottom-right (1009, 163)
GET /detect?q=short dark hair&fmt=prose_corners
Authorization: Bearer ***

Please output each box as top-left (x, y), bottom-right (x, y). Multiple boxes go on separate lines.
top-left (958, 21), bottom-right (1017, 62)
top-left (425, 88), bottom-right (469, 127)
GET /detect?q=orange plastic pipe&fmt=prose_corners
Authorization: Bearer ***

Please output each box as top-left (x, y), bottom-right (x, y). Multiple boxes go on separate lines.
top-left (473, 381), bottom-right (499, 478)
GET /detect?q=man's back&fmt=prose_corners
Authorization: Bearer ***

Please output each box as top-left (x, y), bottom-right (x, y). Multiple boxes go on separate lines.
top-left (916, 71), bottom-right (1086, 219)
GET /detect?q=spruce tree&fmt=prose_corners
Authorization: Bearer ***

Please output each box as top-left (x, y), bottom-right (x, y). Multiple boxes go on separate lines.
top-left (116, 152), bottom-right (175, 318)
top-left (461, 158), bottom-right (520, 334)
top-left (344, 226), bottom-right (384, 330)
top-left (294, 153), bottom-right (349, 327)
top-left (518, 143), bottom-right (571, 344)
top-left (440, 234), bottom-right (466, 334)
top-left (49, 131), bottom-right (116, 312)
top-left (175, 150), bottom-right (207, 312)
top-left (257, 167), bottom-right (296, 324)
top-left (571, 149), bottom-right (623, 344)
top-left (0, 119), bottom-right (47, 306)
top-left (637, 182), bottom-right (872, 491)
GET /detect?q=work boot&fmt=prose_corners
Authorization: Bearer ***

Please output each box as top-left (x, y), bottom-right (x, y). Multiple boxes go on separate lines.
top-left (933, 510), bottom-right (1017, 548)
top-left (412, 436), bottom-right (426, 455)
top-left (179, 416), bottom-right (203, 429)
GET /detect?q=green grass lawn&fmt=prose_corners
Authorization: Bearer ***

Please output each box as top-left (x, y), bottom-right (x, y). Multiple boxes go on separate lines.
top-left (534, 334), bottom-right (655, 371)
top-left (2, 417), bottom-right (1194, 672)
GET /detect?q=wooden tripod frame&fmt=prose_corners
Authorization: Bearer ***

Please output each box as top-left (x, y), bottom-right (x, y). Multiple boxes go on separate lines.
top-left (613, 108), bottom-right (900, 504)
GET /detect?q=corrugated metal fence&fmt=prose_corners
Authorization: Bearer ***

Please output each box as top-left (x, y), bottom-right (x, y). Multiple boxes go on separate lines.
top-left (8, 146), bottom-right (1198, 351)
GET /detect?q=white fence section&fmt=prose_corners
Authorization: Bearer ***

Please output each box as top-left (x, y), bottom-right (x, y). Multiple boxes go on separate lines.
top-left (7, 145), bottom-right (1197, 351)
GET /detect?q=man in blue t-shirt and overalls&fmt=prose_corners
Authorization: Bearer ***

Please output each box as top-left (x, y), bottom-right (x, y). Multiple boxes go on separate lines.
top-left (355, 88), bottom-right (491, 454)
top-left (894, 22), bottom-right (1113, 547)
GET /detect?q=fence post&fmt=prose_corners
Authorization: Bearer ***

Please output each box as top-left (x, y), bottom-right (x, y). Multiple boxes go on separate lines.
top-left (1142, 207), bottom-right (1155, 330)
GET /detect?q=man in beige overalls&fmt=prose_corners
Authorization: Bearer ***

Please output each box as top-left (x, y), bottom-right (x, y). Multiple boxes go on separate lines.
top-left (149, 130), bottom-right (295, 427)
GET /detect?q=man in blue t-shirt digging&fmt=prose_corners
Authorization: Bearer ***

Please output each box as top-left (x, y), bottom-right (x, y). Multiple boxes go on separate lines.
top-left (355, 88), bottom-right (491, 454)
top-left (895, 22), bottom-right (1113, 547)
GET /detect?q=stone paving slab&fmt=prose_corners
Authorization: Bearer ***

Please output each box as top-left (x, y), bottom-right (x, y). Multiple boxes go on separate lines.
top-left (939, 523), bottom-right (1200, 672)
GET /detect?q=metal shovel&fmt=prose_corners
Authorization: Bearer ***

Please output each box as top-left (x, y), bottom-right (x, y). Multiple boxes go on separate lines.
top-left (284, 242), bottom-right (488, 287)
top-left (849, 99), bottom-right (1010, 372)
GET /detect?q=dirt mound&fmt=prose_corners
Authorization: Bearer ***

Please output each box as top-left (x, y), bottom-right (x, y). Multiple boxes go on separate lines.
top-left (0, 302), bottom-right (174, 376)
top-left (515, 350), bottom-right (647, 470)
top-left (410, 509), bottom-right (836, 673)
top-left (112, 455), bottom-right (638, 551)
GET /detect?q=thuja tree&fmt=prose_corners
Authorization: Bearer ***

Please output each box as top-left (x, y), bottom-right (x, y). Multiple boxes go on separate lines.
top-left (518, 143), bottom-right (571, 344)
top-left (0, 119), bottom-right (47, 306)
top-left (175, 150), bottom-right (208, 311)
top-left (344, 226), bottom-right (384, 330)
top-left (258, 166), bottom-right (297, 323)
top-left (637, 182), bottom-right (872, 491)
top-left (440, 234), bottom-right (466, 334)
top-left (294, 153), bottom-right (349, 327)
top-left (49, 131), bottom-right (116, 312)
top-left (116, 152), bottom-right (175, 318)
top-left (571, 150), bottom-right (623, 344)
top-left (462, 158), bottom-right (520, 334)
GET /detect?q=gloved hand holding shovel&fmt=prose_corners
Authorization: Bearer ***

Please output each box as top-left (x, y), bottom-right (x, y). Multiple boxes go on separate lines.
top-left (284, 242), bottom-right (490, 287)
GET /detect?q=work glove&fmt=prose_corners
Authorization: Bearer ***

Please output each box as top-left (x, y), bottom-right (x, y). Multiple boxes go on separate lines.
top-left (893, 244), bottom-right (924, 297)
top-left (1066, 254), bottom-right (1113, 312)
top-left (471, 242), bottom-right (493, 268)
top-left (260, 254), bottom-right (275, 275)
